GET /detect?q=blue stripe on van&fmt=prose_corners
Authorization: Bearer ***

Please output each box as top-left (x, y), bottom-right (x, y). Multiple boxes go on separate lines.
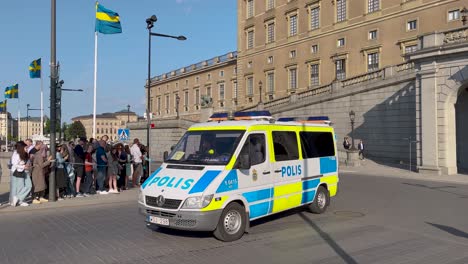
top-left (188, 170), bottom-right (221, 194)
top-left (249, 201), bottom-right (270, 219)
top-left (302, 190), bottom-right (316, 204)
top-left (302, 178), bottom-right (320, 191)
top-left (320, 157), bottom-right (337, 174)
top-left (215, 170), bottom-right (238, 193)
top-left (243, 188), bottom-right (273, 203)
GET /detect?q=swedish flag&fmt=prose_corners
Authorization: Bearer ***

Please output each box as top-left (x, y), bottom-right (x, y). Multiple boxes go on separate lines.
top-left (0, 100), bottom-right (6, 112)
top-left (95, 2), bottom-right (122, 34)
top-left (29, 58), bottom-right (41, 78)
top-left (5, 84), bottom-right (19, 99)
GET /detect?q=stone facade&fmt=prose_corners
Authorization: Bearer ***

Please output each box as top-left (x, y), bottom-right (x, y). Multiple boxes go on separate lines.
top-left (18, 116), bottom-right (47, 141)
top-left (71, 110), bottom-right (138, 140)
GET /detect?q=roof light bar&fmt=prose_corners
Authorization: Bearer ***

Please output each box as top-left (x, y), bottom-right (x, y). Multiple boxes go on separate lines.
top-left (209, 110), bottom-right (272, 121)
top-left (277, 116), bottom-right (331, 125)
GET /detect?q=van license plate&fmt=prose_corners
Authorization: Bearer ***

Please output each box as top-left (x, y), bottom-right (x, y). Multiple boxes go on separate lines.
top-left (148, 216), bottom-right (169, 226)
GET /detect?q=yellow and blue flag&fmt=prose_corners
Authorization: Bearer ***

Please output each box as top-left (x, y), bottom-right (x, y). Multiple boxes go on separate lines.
top-left (95, 2), bottom-right (122, 34)
top-left (0, 100), bottom-right (6, 112)
top-left (5, 84), bottom-right (19, 99)
top-left (29, 58), bottom-right (41, 78)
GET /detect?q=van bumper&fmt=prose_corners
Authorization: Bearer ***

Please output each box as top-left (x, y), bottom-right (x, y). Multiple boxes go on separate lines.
top-left (139, 204), bottom-right (222, 232)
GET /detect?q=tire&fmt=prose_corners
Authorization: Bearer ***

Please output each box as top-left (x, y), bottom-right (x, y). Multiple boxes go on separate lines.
top-left (308, 186), bottom-right (330, 214)
top-left (213, 202), bottom-right (246, 242)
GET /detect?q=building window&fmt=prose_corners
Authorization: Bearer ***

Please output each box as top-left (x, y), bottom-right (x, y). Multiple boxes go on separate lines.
top-left (267, 0), bottom-right (274, 10)
top-left (337, 38), bottom-right (345, 47)
top-left (407, 20), bottom-right (417, 31)
top-left (247, 0), bottom-right (254, 18)
top-left (267, 71), bottom-right (274, 94)
top-left (367, 53), bottom-right (379, 72)
top-left (405, 44), bottom-right (418, 54)
top-left (289, 14), bottom-right (298, 37)
top-left (448, 9), bottom-right (460, 21)
top-left (206, 86), bottom-right (211, 97)
top-left (310, 64), bottom-right (319, 87)
top-left (310, 7), bottom-right (320, 30)
top-left (196, 76), bottom-right (199, 83)
top-left (219, 70), bottom-right (224, 77)
top-left (267, 56), bottom-right (274, 64)
top-left (174, 93), bottom-right (179, 110)
top-left (157, 97), bottom-right (161, 113)
top-left (165, 95), bottom-right (170, 113)
top-left (175, 82), bottom-right (178, 89)
top-left (289, 50), bottom-right (296, 58)
top-left (267, 22), bottom-right (275, 43)
top-left (233, 81), bottom-right (238, 99)
top-left (336, 0), bottom-right (346, 22)
top-left (247, 77), bottom-right (254, 96)
top-left (247, 29), bottom-right (254, 49)
top-left (368, 0), bottom-right (379, 13)
top-left (311, 44), bottom-right (319, 54)
top-left (185, 79), bottom-right (189, 86)
top-left (369, 30), bottom-right (377, 40)
top-left (184, 91), bottom-right (189, 107)
top-left (335, 59), bottom-right (346, 80)
top-left (247, 61), bottom-right (253, 68)
top-left (195, 89), bottom-right (200, 105)
top-left (219, 83), bottom-right (225, 100)
top-left (207, 73), bottom-right (211, 80)
top-left (289, 68), bottom-right (297, 91)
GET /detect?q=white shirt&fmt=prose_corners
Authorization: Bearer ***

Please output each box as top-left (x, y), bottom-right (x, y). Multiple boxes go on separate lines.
top-left (11, 151), bottom-right (26, 173)
top-left (130, 144), bottom-right (142, 163)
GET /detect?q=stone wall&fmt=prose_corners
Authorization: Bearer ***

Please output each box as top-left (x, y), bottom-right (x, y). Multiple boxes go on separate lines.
top-left (127, 119), bottom-right (196, 162)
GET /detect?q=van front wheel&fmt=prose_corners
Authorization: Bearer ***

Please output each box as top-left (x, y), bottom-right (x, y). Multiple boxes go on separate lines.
top-left (308, 186), bottom-right (330, 214)
top-left (213, 202), bottom-right (246, 242)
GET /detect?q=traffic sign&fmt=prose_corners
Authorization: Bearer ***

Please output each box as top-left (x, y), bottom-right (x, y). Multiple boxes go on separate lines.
top-left (118, 128), bottom-right (130, 141)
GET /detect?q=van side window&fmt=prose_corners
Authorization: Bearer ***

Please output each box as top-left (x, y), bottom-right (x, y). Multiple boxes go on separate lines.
top-left (299, 132), bottom-right (335, 158)
top-left (239, 134), bottom-right (266, 166)
top-left (272, 131), bottom-right (299, 161)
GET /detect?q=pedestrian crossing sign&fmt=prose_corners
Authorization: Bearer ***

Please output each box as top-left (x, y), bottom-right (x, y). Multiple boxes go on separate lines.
top-left (118, 128), bottom-right (130, 141)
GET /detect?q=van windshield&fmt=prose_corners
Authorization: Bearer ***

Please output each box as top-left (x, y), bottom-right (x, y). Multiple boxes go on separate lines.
top-left (165, 130), bottom-right (245, 165)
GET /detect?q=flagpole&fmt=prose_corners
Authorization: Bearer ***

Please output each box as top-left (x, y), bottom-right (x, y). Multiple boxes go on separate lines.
top-left (5, 100), bottom-right (8, 152)
top-left (40, 74), bottom-right (44, 136)
top-left (93, 31), bottom-right (98, 139)
top-left (17, 97), bottom-right (21, 140)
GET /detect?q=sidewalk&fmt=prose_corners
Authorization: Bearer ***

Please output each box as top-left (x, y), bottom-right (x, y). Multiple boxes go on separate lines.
top-left (0, 185), bottom-right (138, 214)
top-left (339, 159), bottom-right (468, 185)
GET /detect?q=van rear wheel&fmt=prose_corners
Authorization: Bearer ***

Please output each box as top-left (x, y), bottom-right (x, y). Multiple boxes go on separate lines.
top-left (308, 186), bottom-right (330, 214)
top-left (213, 202), bottom-right (246, 242)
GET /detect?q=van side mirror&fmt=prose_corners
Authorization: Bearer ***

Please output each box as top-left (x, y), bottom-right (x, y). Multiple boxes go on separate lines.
top-left (236, 154), bottom-right (251, 170)
top-left (163, 151), bottom-right (169, 161)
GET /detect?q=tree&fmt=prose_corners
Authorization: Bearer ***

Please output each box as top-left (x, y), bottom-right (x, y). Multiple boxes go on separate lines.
top-left (65, 121), bottom-right (86, 140)
top-left (44, 119), bottom-right (60, 134)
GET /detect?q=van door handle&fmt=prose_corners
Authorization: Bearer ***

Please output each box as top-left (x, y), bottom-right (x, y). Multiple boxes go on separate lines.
top-left (274, 170), bottom-right (282, 173)
top-left (263, 171), bottom-right (270, 175)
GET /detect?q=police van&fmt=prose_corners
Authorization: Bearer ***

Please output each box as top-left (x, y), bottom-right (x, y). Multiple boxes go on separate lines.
top-left (138, 111), bottom-right (339, 241)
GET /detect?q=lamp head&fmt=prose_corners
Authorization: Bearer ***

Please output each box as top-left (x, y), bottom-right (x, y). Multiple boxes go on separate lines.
top-left (177, 35), bottom-right (187, 41)
top-left (349, 110), bottom-right (355, 122)
top-left (146, 15), bottom-right (157, 29)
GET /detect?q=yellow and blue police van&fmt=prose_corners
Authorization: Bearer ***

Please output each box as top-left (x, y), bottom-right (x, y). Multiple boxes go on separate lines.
top-left (138, 111), bottom-right (339, 241)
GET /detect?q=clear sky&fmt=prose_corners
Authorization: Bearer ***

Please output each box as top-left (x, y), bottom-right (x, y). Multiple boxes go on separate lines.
top-left (0, 0), bottom-right (237, 123)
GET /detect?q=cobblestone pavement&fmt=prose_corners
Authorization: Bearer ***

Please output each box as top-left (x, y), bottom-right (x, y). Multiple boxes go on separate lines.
top-left (0, 173), bottom-right (467, 264)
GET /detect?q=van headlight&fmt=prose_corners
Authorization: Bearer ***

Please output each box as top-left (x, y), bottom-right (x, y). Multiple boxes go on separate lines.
top-left (138, 188), bottom-right (144, 204)
top-left (181, 195), bottom-right (213, 209)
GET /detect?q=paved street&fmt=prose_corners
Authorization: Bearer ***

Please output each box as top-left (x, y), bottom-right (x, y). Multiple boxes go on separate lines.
top-left (0, 172), bottom-right (467, 264)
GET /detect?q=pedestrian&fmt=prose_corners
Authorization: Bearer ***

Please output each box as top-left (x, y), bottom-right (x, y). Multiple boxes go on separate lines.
top-left (74, 138), bottom-right (85, 197)
top-left (107, 145), bottom-right (120, 193)
top-left (116, 143), bottom-right (128, 191)
top-left (343, 137), bottom-right (351, 150)
top-left (358, 139), bottom-right (365, 160)
top-left (55, 145), bottom-right (68, 200)
top-left (31, 144), bottom-right (53, 204)
top-left (81, 145), bottom-right (95, 195)
top-left (25, 138), bottom-right (34, 154)
top-left (10, 141), bottom-right (32, 207)
top-left (62, 143), bottom-right (76, 198)
top-left (96, 139), bottom-right (108, 194)
top-left (130, 138), bottom-right (143, 188)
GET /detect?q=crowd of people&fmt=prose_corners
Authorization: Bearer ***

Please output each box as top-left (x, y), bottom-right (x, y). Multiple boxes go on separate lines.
top-left (8, 135), bottom-right (149, 207)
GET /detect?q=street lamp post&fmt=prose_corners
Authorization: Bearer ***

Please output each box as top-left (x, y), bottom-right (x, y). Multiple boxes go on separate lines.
top-left (349, 110), bottom-right (356, 150)
top-left (146, 14), bottom-right (186, 177)
top-left (127, 104), bottom-right (131, 122)
top-left (175, 95), bottom-right (180, 119)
